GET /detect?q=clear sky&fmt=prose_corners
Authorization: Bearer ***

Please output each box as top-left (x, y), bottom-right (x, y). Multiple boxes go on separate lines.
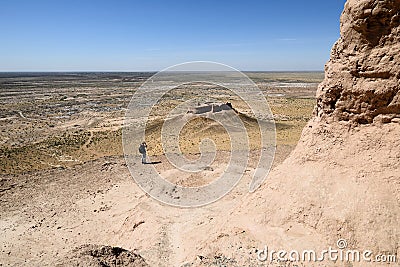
top-left (0, 0), bottom-right (346, 72)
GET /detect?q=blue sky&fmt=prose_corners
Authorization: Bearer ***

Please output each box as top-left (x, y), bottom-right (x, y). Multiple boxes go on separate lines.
top-left (0, 0), bottom-right (346, 71)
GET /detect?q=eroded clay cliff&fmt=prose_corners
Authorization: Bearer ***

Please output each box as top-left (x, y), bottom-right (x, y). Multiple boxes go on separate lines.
top-left (316, 0), bottom-right (400, 124)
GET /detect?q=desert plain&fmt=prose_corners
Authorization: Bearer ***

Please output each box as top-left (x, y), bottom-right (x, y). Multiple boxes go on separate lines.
top-left (0, 72), bottom-right (324, 266)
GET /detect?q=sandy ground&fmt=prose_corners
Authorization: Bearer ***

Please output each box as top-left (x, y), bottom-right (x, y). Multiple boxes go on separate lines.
top-left (3, 121), bottom-right (398, 266)
top-left (0, 72), bottom-right (328, 266)
top-left (1, 153), bottom-right (265, 266)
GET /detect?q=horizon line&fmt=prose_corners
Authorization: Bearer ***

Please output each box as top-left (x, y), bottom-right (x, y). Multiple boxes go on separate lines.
top-left (0, 70), bottom-right (324, 73)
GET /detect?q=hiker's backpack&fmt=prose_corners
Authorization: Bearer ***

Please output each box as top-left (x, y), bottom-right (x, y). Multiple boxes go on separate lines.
top-left (139, 145), bottom-right (145, 154)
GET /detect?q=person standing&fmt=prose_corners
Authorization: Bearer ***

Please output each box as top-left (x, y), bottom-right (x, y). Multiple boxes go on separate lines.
top-left (139, 142), bottom-right (147, 164)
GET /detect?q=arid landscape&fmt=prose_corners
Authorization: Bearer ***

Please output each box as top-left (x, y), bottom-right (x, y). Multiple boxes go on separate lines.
top-left (0, 71), bottom-right (323, 266)
top-left (0, 71), bottom-right (321, 174)
top-left (1, 0), bottom-right (400, 266)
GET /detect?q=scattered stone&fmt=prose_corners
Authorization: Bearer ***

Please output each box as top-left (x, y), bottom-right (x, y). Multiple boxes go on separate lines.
top-left (57, 244), bottom-right (149, 267)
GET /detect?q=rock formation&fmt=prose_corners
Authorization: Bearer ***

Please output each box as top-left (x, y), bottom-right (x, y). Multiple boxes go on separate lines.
top-left (57, 244), bottom-right (149, 267)
top-left (316, 0), bottom-right (400, 124)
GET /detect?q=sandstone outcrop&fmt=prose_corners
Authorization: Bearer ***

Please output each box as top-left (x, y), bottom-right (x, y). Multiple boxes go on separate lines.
top-left (316, 0), bottom-right (400, 124)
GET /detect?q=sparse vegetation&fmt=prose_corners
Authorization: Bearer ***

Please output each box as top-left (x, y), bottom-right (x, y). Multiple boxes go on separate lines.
top-left (0, 72), bottom-right (321, 174)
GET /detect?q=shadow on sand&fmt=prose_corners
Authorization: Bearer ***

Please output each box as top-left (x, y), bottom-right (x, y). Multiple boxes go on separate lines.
top-left (144, 161), bottom-right (162, 165)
